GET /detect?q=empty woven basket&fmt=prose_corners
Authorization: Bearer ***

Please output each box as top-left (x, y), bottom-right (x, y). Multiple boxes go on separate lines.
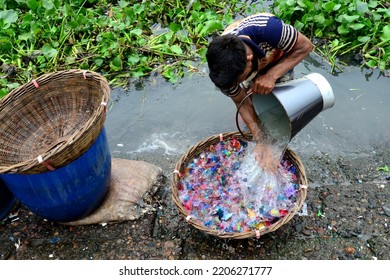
top-left (0, 69), bottom-right (110, 174)
top-left (172, 131), bottom-right (308, 239)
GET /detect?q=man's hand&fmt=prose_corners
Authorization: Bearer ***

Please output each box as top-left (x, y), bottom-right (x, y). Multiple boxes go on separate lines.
top-left (252, 142), bottom-right (280, 174)
top-left (248, 74), bottom-right (277, 95)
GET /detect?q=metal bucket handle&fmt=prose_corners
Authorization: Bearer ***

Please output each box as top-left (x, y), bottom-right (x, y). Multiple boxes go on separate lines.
top-left (235, 92), bottom-right (254, 141)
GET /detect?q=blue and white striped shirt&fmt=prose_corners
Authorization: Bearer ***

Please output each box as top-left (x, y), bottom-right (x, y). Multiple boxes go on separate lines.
top-left (223, 13), bottom-right (298, 74)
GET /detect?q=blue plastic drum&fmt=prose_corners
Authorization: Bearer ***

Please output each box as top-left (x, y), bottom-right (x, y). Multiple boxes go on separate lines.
top-left (0, 180), bottom-right (16, 220)
top-left (0, 128), bottom-right (111, 222)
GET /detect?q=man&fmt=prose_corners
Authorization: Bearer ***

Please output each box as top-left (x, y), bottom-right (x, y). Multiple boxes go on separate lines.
top-left (206, 13), bottom-right (313, 172)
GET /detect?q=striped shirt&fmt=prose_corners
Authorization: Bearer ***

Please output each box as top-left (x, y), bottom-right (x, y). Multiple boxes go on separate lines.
top-left (222, 13), bottom-right (298, 83)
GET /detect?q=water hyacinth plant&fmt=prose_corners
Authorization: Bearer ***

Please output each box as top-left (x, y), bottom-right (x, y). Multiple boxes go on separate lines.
top-left (0, 0), bottom-right (388, 98)
top-left (271, 0), bottom-right (390, 73)
top-left (0, 0), bottom-right (249, 97)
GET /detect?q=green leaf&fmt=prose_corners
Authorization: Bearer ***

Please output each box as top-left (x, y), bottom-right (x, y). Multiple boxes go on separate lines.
top-left (26, 0), bottom-right (39, 11)
top-left (68, 20), bottom-right (79, 29)
top-left (333, 4), bottom-right (341, 11)
top-left (0, 40), bottom-right (12, 51)
top-left (94, 57), bottom-right (104, 67)
top-left (323, 2), bottom-right (335, 12)
top-left (365, 59), bottom-right (377, 68)
top-left (133, 3), bottom-right (145, 14)
top-left (378, 60), bottom-right (386, 71)
top-left (337, 25), bottom-right (350, 35)
top-left (162, 67), bottom-right (179, 83)
top-left (337, 15), bottom-right (359, 23)
top-left (193, 1), bottom-right (202, 11)
top-left (18, 32), bottom-right (32, 41)
top-left (356, 1), bottom-right (368, 14)
top-left (170, 45), bottom-right (182, 55)
top-left (302, 0), bottom-right (314, 10)
top-left (314, 14), bottom-right (325, 25)
top-left (372, 12), bottom-right (382, 21)
top-left (297, 0), bottom-right (307, 8)
top-left (130, 28), bottom-right (142, 36)
top-left (118, 0), bottom-right (130, 8)
top-left (42, 0), bottom-right (55, 11)
top-left (196, 47), bottom-right (207, 59)
top-left (0, 88), bottom-right (7, 98)
top-left (190, 10), bottom-right (199, 22)
top-left (301, 14), bottom-right (310, 24)
top-left (0, 10), bottom-right (18, 28)
top-left (377, 8), bottom-right (390, 17)
top-left (368, 1), bottom-right (378, 8)
top-left (294, 20), bottom-right (304, 31)
top-left (314, 29), bottom-right (323, 37)
top-left (343, 15), bottom-right (360, 23)
top-left (380, 25), bottom-right (390, 42)
top-left (199, 20), bottom-right (222, 37)
top-left (324, 18), bottom-right (334, 27)
top-left (110, 56), bottom-right (122, 71)
top-left (349, 23), bottom-right (365, 30)
top-left (286, 0), bottom-right (296, 6)
top-left (127, 54), bottom-right (140, 65)
top-left (222, 13), bottom-right (234, 25)
top-left (357, 36), bottom-right (370, 43)
top-left (133, 70), bottom-right (145, 78)
top-left (206, 20), bottom-right (223, 33)
top-left (42, 43), bottom-right (58, 58)
top-left (330, 39), bottom-right (339, 48)
top-left (169, 22), bottom-right (181, 33)
top-left (377, 165), bottom-right (390, 173)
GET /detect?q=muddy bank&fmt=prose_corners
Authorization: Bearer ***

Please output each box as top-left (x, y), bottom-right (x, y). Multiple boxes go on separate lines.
top-left (1, 142), bottom-right (389, 260)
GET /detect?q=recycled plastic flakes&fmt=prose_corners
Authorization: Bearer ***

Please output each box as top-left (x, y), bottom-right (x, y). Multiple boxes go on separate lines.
top-left (177, 138), bottom-right (300, 233)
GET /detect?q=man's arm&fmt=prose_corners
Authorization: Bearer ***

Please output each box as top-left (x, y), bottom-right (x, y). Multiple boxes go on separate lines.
top-left (250, 32), bottom-right (313, 95)
top-left (231, 88), bottom-right (265, 142)
top-left (231, 87), bottom-right (280, 173)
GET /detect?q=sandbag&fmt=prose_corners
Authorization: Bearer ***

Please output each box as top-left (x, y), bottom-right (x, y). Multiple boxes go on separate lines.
top-left (63, 158), bottom-right (164, 226)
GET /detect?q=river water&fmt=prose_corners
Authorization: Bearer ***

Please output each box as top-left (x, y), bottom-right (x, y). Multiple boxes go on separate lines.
top-left (105, 53), bottom-right (389, 166)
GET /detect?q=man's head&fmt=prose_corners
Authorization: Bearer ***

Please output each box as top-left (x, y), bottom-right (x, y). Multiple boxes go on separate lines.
top-left (206, 34), bottom-right (247, 96)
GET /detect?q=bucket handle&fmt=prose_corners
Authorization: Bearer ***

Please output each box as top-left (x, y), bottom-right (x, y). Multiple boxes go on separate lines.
top-left (235, 92), bottom-right (253, 141)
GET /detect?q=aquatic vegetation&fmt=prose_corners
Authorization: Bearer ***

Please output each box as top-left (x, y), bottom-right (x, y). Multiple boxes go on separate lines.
top-left (0, 0), bottom-right (388, 98)
top-left (271, 0), bottom-right (390, 73)
top-left (0, 0), bottom-right (249, 97)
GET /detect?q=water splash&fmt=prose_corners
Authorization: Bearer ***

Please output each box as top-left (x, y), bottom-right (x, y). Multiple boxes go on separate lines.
top-left (237, 142), bottom-right (294, 212)
top-left (127, 132), bottom-right (189, 155)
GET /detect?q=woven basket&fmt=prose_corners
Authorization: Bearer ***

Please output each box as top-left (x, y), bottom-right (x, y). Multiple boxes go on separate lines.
top-left (172, 131), bottom-right (308, 239)
top-left (0, 69), bottom-right (110, 174)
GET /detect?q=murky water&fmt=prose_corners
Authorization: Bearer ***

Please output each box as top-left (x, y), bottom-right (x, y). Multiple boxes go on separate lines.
top-left (105, 53), bottom-right (389, 163)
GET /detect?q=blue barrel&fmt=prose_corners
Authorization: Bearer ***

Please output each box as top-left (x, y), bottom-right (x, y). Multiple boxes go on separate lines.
top-left (0, 128), bottom-right (111, 222)
top-left (0, 180), bottom-right (16, 220)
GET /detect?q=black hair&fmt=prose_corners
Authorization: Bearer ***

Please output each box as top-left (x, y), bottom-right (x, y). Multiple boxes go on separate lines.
top-left (206, 34), bottom-right (247, 90)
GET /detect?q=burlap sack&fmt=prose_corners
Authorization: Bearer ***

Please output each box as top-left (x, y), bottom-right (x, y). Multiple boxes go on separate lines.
top-left (63, 158), bottom-right (164, 225)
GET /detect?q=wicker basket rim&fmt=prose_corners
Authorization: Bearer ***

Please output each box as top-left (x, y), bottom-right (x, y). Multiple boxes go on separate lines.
top-left (0, 69), bottom-right (110, 174)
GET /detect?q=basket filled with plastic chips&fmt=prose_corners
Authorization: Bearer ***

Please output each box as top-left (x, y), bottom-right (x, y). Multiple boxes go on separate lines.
top-left (171, 131), bottom-right (308, 239)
